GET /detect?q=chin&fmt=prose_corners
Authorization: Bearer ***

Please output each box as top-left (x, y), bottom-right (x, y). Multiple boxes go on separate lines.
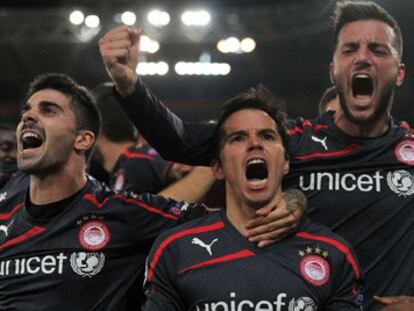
top-left (246, 197), bottom-right (272, 210)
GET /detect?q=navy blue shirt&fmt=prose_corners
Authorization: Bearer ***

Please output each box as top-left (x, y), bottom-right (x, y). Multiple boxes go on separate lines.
top-left (144, 211), bottom-right (362, 310)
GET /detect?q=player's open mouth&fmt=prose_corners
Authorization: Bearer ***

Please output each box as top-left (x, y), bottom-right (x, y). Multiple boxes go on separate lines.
top-left (245, 158), bottom-right (268, 188)
top-left (352, 73), bottom-right (373, 101)
top-left (21, 131), bottom-right (44, 151)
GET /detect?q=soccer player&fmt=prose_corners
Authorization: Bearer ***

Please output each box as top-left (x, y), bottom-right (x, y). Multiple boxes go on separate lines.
top-left (143, 86), bottom-right (363, 310)
top-left (99, 1), bottom-right (414, 309)
top-left (0, 73), bottom-right (209, 310)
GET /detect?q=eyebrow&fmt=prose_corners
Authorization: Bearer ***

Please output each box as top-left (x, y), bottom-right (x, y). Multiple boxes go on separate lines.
top-left (22, 100), bottom-right (64, 112)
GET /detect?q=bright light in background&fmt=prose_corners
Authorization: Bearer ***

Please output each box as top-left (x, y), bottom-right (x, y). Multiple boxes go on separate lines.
top-left (240, 37), bottom-right (256, 53)
top-left (175, 62), bottom-right (231, 76)
top-left (147, 10), bottom-right (170, 26)
top-left (69, 10), bottom-right (84, 25)
top-left (181, 10), bottom-right (211, 26)
top-left (121, 11), bottom-right (136, 26)
top-left (136, 62), bottom-right (169, 76)
top-left (217, 37), bottom-right (256, 54)
top-left (85, 15), bottom-right (100, 28)
top-left (140, 35), bottom-right (160, 54)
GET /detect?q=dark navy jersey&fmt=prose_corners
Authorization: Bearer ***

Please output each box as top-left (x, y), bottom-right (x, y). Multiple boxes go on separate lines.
top-left (111, 145), bottom-right (173, 194)
top-left (0, 176), bottom-right (204, 310)
top-left (0, 171), bottom-right (29, 204)
top-left (117, 81), bottom-right (414, 310)
top-left (144, 211), bottom-right (363, 311)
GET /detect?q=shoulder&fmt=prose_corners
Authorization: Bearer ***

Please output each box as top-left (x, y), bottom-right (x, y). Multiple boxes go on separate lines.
top-left (151, 212), bottom-right (223, 248)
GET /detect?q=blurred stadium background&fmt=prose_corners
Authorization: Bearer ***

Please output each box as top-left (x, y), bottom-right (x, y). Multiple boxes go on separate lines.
top-left (1, 0), bottom-right (413, 125)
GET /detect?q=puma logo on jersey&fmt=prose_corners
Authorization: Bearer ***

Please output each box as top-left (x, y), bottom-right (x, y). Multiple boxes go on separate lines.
top-left (191, 237), bottom-right (218, 256)
top-left (311, 135), bottom-right (328, 150)
top-left (0, 220), bottom-right (14, 237)
top-left (0, 192), bottom-right (7, 202)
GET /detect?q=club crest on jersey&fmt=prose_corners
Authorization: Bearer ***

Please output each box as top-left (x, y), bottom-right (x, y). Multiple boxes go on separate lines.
top-left (78, 220), bottom-right (110, 251)
top-left (298, 246), bottom-right (330, 286)
top-left (288, 296), bottom-right (317, 311)
top-left (394, 140), bottom-right (414, 165)
top-left (386, 170), bottom-right (414, 197)
top-left (70, 252), bottom-right (105, 277)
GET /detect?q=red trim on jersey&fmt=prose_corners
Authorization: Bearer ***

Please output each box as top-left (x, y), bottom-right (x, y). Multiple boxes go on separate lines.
top-left (148, 221), bottom-right (225, 280)
top-left (292, 144), bottom-right (361, 160)
top-left (0, 203), bottom-right (24, 220)
top-left (295, 231), bottom-right (361, 281)
top-left (177, 249), bottom-right (255, 276)
top-left (83, 194), bottom-right (110, 209)
top-left (0, 226), bottom-right (45, 251)
top-left (287, 120), bottom-right (328, 135)
top-left (162, 161), bottom-right (174, 180)
top-left (122, 149), bottom-right (154, 160)
top-left (83, 193), bottom-right (179, 220)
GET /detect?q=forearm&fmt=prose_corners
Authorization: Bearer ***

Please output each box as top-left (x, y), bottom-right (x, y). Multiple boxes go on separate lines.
top-left (114, 79), bottom-right (215, 166)
top-left (159, 166), bottom-right (216, 203)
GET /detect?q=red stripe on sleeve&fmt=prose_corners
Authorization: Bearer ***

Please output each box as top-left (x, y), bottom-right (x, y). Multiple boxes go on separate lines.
top-left (148, 221), bottom-right (225, 280)
top-left (0, 226), bottom-right (46, 251)
top-left (83, 193), bottom-right (179, 220)
top-left (177, 249), bottom-right (255, 275)
top-left (292, 144), bottom-right (361, 160)
top-left (0, 203), bottom-right (24, 220)
top-left (122, 149), bottom-right (154, 160)
top-left (296, 231), bottom-right (361, 280)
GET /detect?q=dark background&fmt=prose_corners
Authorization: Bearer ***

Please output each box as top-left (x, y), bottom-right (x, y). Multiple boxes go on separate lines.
top-left (1, 0), bottom-right (413, 125)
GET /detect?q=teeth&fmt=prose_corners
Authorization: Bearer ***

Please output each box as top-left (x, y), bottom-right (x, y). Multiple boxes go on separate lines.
top-left (355, 74), bottom-right (370, 79)
top-left (22, 132), bottom-right (40, 139)
top-left (247, 158), bottom-right (265, 165)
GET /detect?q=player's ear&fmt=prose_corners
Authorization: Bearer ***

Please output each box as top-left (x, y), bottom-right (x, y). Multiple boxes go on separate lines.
top-left (74, 130), bottom-right (95, 153)
top-left (211, 159), bottom-right (224, 180)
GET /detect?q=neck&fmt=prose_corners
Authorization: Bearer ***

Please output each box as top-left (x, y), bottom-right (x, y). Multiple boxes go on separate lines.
top-left (98, 137), bottom-right (135, 172)
top-left (29, 160), bottom-right (87, 205)
top-left (225, 190), bottom-right (283, 237)
top-left (333, 109), bottom-right (390, 138)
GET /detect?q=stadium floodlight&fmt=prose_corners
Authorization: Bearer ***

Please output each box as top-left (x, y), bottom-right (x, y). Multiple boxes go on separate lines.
top-left (181, 10), bottom-right (211, 26)
top-left (69, 10), bottom-right (84, 25)
top-left (240, 37), bottom-right (256, 53)
top-left (174, 62), bottom-right (231, 76)
top-left (136, 62), bottom-right (169, 76)
top-left (147, 10), bottom-right (170, 26)
top-left (85, 15), bottom-right (100, 28)
top-left (140, 35), bottom-right (160, 54)
top-left (121, 11), bottom-right (136, 26)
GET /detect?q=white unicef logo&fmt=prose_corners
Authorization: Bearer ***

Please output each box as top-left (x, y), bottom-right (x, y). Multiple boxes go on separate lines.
top-left (289, 297), bottom-right (317, 311)
top-left (70, 252), bottom-right (105, 277)
top-left (386, 170), bottom-right (414, 197)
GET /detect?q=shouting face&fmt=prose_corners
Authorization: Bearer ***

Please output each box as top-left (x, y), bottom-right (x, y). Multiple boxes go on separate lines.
top-left (330, 19), bottom-right (405, 127)
top-left (17, 89), bottom-right (78, 175)
top-left (213, 108), bottom-right (289, 209)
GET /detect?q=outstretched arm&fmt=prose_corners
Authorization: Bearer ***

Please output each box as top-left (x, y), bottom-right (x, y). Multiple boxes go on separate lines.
top-left (99, 26), bottom-right (215, 166)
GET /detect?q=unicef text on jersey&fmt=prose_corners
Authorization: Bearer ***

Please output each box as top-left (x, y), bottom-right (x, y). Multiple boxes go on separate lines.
top-left (299, 170), bottom-right (414, 196)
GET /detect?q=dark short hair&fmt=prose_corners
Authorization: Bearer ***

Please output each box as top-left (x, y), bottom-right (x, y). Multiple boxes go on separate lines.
top-left (213, 85), bottom-right (289, 162)
top-left (26, 73), bottom-right (101, 160)
top-left (318, 86), bottom-right (337, 114)
top-left (93, 82), bottom-right (137, 143)
top-left (333, 1), bottom-right (403, 59)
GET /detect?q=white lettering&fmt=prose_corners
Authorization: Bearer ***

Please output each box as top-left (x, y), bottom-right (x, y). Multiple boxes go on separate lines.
top-left (199, 292), bottom-right (291, 311)
top-left (26, 257), bottom-right (41, 274)
top-left (0, 253), bottom-right (68, 276)
top-left (41, 255), bottom-right (56, 274)
top-left (299, 171), bottom-right (384, 192)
